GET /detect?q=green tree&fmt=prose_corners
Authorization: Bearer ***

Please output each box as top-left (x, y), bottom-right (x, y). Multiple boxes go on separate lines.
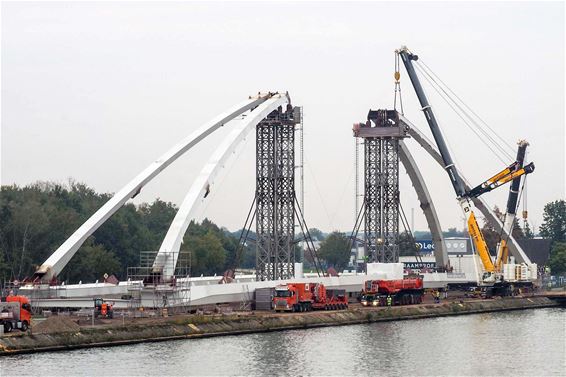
top-left (61, 244), bottom-right (121, 283)
top-left (523, 222), bottom-right (535, 239)
top-left (186, 230), bottom-right (226, 276)
top-left (548, 242), bottom-right (566, 275)
top-left (399, 231), bottom-right (418, 256)
top-left (480, 221), bottom-right (499, 255)
top-left (492, 206), bottom-right (525, 240)
top-left (308, 228), bottom-right (326, 241)
top-left (414, 230), bottom-right (432, 240)
top-left (0, 250), bottom-right (11, 283)
top-left (539, 200), bottom-right (566, 243)
top-left (317, 231), bottom-right (350, 270)
top-left (480, 206), bottom-right (527, 255)
top-left (0, 182), bottom-right (248, 284)
top-left (185, 219), bottom-right (238, 271)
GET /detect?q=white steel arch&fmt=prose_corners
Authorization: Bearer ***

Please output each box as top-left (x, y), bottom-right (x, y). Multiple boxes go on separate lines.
top-left (154, 94), bottom-right (291, 279)
top-left (34, 93), bottom-right (276, 281)
top-left (398, 140), bottom-right (449, 267)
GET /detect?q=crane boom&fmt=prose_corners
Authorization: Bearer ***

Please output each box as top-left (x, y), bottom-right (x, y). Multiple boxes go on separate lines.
top-left (495, 141), bottom-right (530, 270)
top-left (397, 46), bottom-right (535, 284)
top-left (468, 212), bottom-right (495, 272)
top-left (398, 48), bottom-right (466, 198)
top-left (505, 141), bottom-right (529, 215)
top-left (467, 162), bottom-right (534, 198)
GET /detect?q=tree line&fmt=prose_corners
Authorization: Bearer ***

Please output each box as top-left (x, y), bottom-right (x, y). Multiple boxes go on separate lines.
top-left (1, 182), bottom-right (565, 284)
top-left (315, 200), bottom-right (566, 274)
top-left (0, 182), bottom-right (257, 284)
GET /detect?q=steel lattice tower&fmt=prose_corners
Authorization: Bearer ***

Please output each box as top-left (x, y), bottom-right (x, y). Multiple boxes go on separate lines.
top-left (354, 110), bottom-right (406, 263)
top-left (381, 138), bottom-right (400, 262)
top-left (256, 105), bottom-right (299, 281)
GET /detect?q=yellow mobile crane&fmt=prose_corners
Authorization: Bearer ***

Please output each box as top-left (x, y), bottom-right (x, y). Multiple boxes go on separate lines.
top-left (466, 152), bottom-right (534, 279)
top-left (397, 47), bottom-right (535, 289)
top-left (493, 140), bottom-right (530, 273)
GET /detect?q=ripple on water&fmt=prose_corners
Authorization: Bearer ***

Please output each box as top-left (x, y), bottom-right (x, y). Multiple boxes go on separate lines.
top-left (1, 308), bottom-right (564, 376)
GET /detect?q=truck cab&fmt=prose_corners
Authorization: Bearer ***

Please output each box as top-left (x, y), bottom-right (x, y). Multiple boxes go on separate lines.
top-left (360, 293), bottom-right (380, 307)
top-left (1, 295), bottom-right (32, 332)
top-left (273, 283), bottom-right (348, 312)
top-left (273, 283), bottom-right (313, 312)
top-left (274, 286), bottom-right (295, 311)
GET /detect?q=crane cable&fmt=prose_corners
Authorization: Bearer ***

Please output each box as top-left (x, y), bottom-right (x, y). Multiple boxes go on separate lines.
top-left (522, 152), bottom-right (529, 232)
top-left (416, 60), bottom-right (515, 160)
top-left (415, 63), bottom-right (513, 161)
top-left (422, 63), bottom-right (515, 161)
top-left (413, 64), bottom-right (510, 165)
top-left (393, 51), bottom-right (405, 114)
top-left (419, 59), bottom-right (515, 153)
top-left (409, 63), bottom-right (472, 171)
top-left (413, 61), bottom-right (515, 164)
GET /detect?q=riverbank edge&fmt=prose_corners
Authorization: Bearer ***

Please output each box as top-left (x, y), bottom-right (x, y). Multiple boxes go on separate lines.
top-left (0, 296), bottom-right (558, 356)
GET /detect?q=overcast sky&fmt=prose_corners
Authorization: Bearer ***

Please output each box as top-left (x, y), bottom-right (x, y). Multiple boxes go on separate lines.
top-left (1, 1), bottom-right (564, 236)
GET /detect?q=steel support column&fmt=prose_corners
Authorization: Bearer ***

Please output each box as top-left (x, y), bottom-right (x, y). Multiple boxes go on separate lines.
top-left (381, 138), bottom-right (400, 263)
top-left (256, 106), bottom-right (298, 281)
top-left (354, 110), bottom-right (406, 263)
top-left (364, 138), bottom-right (381, 262)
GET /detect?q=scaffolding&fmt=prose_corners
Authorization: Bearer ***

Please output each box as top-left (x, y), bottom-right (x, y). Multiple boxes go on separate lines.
top-left (126, 250), bottom-right (191, 312)
top-left (255, 105), bottom-right (300, 281)
top-left (353, 109), bottom-right (407, 263)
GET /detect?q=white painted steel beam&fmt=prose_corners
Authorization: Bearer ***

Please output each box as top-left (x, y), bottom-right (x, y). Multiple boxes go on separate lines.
top-left (25, 272), bottom-right (460, 309)
top-left (399, 115), bottom-right (532, 264)
top-left (155, 94), bottom-right (291, 279)
top-left (34, 94), bottom-right (275, 281)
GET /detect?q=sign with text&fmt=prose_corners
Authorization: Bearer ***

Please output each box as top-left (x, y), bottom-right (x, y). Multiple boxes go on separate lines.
top-left (404, 261), bottom-right (437, 270)
top-left (415, 240), bottom-right (434, 253)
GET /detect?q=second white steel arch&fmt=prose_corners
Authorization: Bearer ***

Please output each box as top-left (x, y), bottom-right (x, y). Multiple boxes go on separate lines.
top-left (33, 94), bottom-right (274, 281)
top-left (155, 94), bottom-right (291, 279)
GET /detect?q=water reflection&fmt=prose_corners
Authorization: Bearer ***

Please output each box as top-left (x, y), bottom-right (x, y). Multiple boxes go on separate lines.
top-left (1, 308), bottom-right (564, 376)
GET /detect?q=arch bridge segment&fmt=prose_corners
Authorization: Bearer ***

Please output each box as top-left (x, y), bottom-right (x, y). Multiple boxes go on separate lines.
top-left (33, 93), bottom-right (279, 282)
top-left (154, 94), bottom-right (292, 280)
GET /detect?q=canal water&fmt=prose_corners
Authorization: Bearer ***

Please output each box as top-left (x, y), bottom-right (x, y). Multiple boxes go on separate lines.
top-left (1, 308), bottom-right (564, 376)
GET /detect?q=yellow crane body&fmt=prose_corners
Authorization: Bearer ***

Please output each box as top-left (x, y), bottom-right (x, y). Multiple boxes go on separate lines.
top-left (467, 211), bottom-right (495, 273)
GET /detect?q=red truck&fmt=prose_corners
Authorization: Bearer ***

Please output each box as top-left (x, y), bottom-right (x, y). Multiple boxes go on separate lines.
top-left (0, 295), bottom-right (32, 332)
top-left (360, 278), bottom-right (424, 307)
top-left (273, 283), bottom-right (348, 312)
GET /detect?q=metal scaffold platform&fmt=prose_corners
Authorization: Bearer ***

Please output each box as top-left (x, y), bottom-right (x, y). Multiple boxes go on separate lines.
top-left (126, 251), bottom-right (191, 312)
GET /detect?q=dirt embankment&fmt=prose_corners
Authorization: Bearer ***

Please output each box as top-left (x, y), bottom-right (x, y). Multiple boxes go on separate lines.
top-left (0, 296), bottom-right (558, 356)
top-left (32, 317), bottom-right (81, 334)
